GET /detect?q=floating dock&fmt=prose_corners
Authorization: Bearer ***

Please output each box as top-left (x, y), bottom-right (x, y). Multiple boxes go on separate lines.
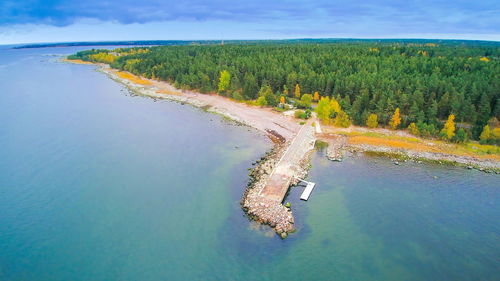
top-left (298, 179), bottom-right (316, 201)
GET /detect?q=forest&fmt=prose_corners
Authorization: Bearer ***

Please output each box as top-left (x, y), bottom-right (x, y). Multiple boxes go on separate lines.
top-left (69, 40), bottom-right (499, 142)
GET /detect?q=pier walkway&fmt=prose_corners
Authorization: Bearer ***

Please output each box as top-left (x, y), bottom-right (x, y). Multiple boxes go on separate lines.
top-left (260, 118), bottom-right (316, 202)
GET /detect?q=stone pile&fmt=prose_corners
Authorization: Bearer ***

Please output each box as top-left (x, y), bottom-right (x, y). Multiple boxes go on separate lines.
top-left (326, 135), bottom-right (347, 161)
top-left (241, 143), bottom-right (298, 238)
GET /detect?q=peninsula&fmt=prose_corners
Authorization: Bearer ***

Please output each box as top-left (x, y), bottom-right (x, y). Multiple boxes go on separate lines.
top-left (65, 40), bottom-right (500, 236)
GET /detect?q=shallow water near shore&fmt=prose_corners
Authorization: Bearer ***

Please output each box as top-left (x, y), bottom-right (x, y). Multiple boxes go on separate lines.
top-left (1, 46), bottom-right (499, 281)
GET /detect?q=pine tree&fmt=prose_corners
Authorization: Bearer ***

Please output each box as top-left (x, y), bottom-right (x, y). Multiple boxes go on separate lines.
top-left (454, 128), bottom-right (467, 143)
top-left (242, 73), bottom-right (258, 99)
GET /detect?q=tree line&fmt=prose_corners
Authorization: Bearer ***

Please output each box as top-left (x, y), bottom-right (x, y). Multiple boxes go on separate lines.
top-left (69, 41), bottom-right (499, 142)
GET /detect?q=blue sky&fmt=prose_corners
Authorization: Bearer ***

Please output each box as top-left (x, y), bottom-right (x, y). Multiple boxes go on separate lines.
top-left (1, 0), bottom-right (499, 44)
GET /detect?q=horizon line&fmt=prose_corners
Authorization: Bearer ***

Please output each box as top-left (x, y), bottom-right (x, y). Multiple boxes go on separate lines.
top-left (5, 37), bottom-right (500, 47)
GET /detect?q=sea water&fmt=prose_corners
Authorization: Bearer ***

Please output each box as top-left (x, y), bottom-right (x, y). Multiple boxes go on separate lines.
top-left (0, 46), bottom-right (498, 281)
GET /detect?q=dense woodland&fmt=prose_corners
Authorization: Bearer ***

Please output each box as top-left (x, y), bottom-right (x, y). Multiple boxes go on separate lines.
top-left (70, 41), bottom-right (500, 142)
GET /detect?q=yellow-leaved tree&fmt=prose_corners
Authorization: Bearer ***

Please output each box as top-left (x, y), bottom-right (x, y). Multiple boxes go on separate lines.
top-left (315, 96), bottom-right (350, 127)
top-left (479, 125), bottom-right (490, 143)
top-left (313, 92), bottom-right (320, 102)
top-left (315, 97), bottom-right (331, 123)
top-left (408, 122), bottom-right (419, 135)
top-left (329, 97), bottom-right (341, 114)
top-left (440, 114), bottom-right (456, 140)
top-left (366, 114), bottom-right (378, 128)
top-left (334, 110), bottom-right (351, 128)
top-left (280, 96), bottom-right (285, 105)
top-left (294, 84), bottom-right (301, 99)
top-left (389, 108), bottom-right (401, 129)
top-left (218, 70), bottom-right (230, 93)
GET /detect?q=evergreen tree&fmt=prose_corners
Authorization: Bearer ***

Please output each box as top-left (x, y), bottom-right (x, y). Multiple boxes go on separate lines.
top-left (454, 128), bottom-right (467, 143)
top-left (242, 73), bottom-right (258, 99)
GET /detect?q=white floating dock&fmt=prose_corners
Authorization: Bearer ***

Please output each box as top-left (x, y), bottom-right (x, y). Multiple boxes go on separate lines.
top-left (300, 181), bottom-right (316, 201)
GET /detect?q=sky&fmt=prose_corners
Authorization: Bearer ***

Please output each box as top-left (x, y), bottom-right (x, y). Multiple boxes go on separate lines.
top-left (1, 0), bottom-right (499, 44)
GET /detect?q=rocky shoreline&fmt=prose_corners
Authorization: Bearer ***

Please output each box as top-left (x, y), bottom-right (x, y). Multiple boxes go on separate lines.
top-left (347, 142), bottom-right (500, 173)
top-left (317, 131), bottom-right (500, 172)
top-left (325, 135), bottom-right (347, 161)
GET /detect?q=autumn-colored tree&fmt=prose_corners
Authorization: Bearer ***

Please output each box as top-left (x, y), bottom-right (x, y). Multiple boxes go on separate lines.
top-left (300, 94), bottom-right (313, 108)
top-left (329, 97), bottom-right (341, 114)
top-left (315, 97), bottom-right (331, 123)
top-left (280, 96), bottom-right (285, 104)
top-left (389, 108), bottom-right (401, 129)
top-left (256, 96), bottom-right (267, 107)
top-left (334, 110), bottom-right (351, 128)
top-left (440, 114), bottom-right (456, 140)
top-left (492, 128), bottom-right (500, 140)
top-left (366, 114), bottom-right (378, 128)
top-left (479, 124), bottom-right (490, 143)
top-left (408, 122), bottom-right (419, 135)
top-left (294, 84), bottom-right (301, 99)
top-left (315, 96), bottom-right (350, 127)
top-left (218, 70), bottom-right (230, 93)
top-left (313, 91), bottom-right (320, 102)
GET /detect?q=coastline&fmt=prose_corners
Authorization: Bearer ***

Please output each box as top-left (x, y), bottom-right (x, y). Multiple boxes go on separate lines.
top-left (64, 58), bottom-right (499, 235)
top-left (70, 60), bottom-right (312, 236)
top-left (319, 127), bottom-right (500, 172)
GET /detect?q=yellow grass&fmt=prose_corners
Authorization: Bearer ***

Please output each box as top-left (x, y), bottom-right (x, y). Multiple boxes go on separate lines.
top-left (115, 71), bottom-right (152, 85)
top-left (62, 58), bottom-right (94, 65)
top-left (155, 89), bottom-right (180, 96)
top-left (347, 134), bottom-right (500, 161)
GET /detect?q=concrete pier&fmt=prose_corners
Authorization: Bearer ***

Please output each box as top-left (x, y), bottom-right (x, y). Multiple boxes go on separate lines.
top-left (243, 117), bottom-right (317, 235)
top-left (260, 118), bottom-right (316, 203)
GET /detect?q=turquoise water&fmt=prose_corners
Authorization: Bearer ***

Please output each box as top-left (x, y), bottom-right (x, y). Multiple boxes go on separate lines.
top-left (0, 46), bottom-right (499, 281)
